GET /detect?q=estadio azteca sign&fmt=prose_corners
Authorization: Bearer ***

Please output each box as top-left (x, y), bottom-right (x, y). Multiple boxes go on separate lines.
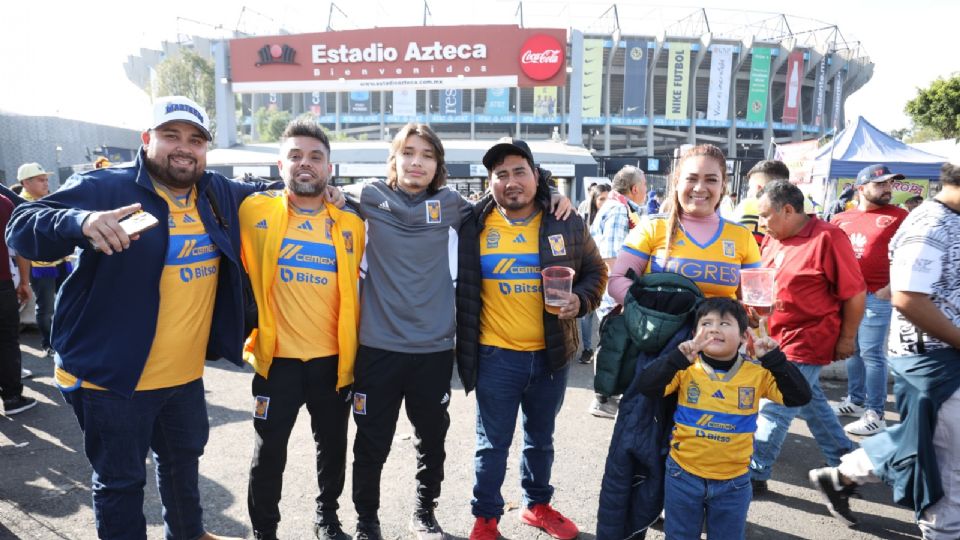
top-left (229, 25), bottom-right (566, 92)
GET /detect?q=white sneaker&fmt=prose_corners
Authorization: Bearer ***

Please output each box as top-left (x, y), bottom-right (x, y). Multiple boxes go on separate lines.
top-left (589, 397), bottom-right (618, 419)
top-left (832, 396), bottom-right (865, 418)
top-left (844, 409), bottom-right (886, 436)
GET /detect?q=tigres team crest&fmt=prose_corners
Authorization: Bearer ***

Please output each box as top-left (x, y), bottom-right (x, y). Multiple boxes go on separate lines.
top-left (253, 396), bottom-right (270, 419)
top-left (426, 200), bottom-right (442, 224)
top-left (738, 387), bottom-right (756, 409)
top-left (343, 231), bottom-right (354, 253)
top-left (548, 234), bottom-right (566, 256)
top-left (325, 218), bottom-right (334, 239)
top-left (353, 393), bottom-right (367, 415)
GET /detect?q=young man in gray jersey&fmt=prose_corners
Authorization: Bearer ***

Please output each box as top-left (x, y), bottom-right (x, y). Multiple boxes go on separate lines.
top-left (343, 124), bottom-right (571, 540)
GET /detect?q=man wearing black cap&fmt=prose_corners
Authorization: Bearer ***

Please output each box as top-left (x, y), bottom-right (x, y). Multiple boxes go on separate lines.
top-left (456, 138), bottom-right (606, 540)
top-left (830, 165), bottom-right (909, 437)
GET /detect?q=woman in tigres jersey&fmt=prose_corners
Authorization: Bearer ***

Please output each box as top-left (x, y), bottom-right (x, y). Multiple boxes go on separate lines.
top-left (608, 144), bottom-right (761, 302)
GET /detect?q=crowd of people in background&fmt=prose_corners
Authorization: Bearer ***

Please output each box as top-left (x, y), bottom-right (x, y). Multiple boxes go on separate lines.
top-left (2, 95), bottom-right (957, 540)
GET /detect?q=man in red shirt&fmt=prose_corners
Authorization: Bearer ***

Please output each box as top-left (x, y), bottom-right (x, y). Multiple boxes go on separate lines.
top-left (748, 181), bottom-right (865, 495)
top-left (829, 165), bottom-right (909, 436)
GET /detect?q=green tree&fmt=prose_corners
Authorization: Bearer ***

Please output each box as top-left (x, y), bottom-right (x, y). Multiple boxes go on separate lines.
top-left (254, 107), bottom-right (292, 142)
top-left (155, 50), bottom-right (216, 136)
top-left (904, 74), bottom-right (960, 140)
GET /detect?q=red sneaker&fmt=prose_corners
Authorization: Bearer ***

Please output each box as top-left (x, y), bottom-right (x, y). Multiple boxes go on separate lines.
top-left (469, 517), bottom-right (500, 540)
top-left (520, 504), bottom-right (579, 540)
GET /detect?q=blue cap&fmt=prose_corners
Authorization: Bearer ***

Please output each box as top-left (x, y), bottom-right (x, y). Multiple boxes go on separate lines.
top-left (855, 164), bottom-right (904, 186)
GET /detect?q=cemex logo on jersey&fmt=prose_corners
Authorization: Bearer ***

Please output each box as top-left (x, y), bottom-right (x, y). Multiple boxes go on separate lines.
top-left (257, 44), bottom-right (297, 66)
top-left (518, 34), bottom-right (564, 81)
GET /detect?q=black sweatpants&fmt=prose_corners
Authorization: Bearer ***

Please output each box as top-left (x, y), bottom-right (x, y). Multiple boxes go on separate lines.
top-left (0, 280), bottom-right (23, 402)
top-left (351, 346), bottom-right (453, 521)
top-left (247, 356), bottom-right (349, 534)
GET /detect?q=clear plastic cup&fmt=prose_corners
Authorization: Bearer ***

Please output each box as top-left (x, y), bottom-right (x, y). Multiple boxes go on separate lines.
top-left (740, 268), bottom-right (777, 314)
top-left (541, 266), bottom-right (575, 315)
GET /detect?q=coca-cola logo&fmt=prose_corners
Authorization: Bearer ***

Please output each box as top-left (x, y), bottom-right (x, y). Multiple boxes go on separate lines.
top-left (519, 34), bottom-right (565, 81)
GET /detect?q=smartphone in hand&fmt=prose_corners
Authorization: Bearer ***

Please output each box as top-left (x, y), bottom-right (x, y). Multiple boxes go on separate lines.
top-left (119, 211), bottom-right (160, 237)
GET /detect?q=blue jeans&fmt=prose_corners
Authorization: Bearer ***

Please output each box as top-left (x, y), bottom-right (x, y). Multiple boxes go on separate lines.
top-left (750, 363), bottom-right (855, 481)
top-left (472, 345), bottom-right (568, 519)
top-left (664, 455), bottom-right (752, 540)
top-left (845, 293), bottom-right (893, 415)
top-left (62, 378), bottom-right (209, 540)
top-left (579, 312), bottom-right (595, 351)
top-left (30, 275), bottom-right (57, 349)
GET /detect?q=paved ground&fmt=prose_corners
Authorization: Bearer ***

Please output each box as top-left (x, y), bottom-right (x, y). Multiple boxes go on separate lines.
top-left (1, 329), bottom-right (922, 539)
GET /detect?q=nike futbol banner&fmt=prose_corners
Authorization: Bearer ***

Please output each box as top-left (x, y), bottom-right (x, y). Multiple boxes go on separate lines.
top-left (230, 25), bottom-right (567, 92)
top-left (622, 40), bottom-right (648, 118)
top-left (666, 42), bottom-right (691, 120)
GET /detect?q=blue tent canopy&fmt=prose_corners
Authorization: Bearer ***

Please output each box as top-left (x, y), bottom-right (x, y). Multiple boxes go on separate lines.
top-left (812, 116), bottom-right (946, 179)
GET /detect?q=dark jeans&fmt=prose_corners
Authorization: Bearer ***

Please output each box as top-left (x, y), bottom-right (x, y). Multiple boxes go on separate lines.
top-left (472, 345), bottom-right (568, 519)
top-left (664, 455), bottom-right (752, 540)
top-left (248, 357), bottom-right (349, 534)
top-left (30, 265), bottom-right (68, 350)
top-left (62, 378), bottom-right (209, 540)
top-left (0, 280), bottom-right (23, 401)
top-left (351, 346), bottom-right (453, 521)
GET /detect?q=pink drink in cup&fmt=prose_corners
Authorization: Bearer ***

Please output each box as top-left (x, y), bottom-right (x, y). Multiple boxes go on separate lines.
top-left (541, 266), bottom-right (575, 315)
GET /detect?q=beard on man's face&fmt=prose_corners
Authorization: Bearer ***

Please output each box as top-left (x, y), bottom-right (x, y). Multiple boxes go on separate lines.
top-left (285, 168), bottom-right (328, 198)
top-left (145, 153), bottom-right (203, 190)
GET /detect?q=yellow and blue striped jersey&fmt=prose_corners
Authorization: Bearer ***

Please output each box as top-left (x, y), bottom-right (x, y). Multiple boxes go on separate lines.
top-left (272, 208), bottom-right (340, 360)
top-left (665, 354), bottom-right (784, 479)
top-left (621, 216), bottom-right (761, 299)
top-left (479, 210), bottom-right (545, 351)
top-left (57, 188), bottom-right (221, 391)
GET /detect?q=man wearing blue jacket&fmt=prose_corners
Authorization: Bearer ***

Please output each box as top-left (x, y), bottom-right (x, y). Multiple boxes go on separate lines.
top-left (6, 96), bottom-right (270, 540)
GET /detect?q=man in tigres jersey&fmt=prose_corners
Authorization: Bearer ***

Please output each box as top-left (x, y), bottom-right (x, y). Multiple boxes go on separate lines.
top-left (457, 138), bottom-right (606, 540)
top-left (239, 120), bottom-right (365, 540)
top-left (6, 96), bottom-right (280, 540)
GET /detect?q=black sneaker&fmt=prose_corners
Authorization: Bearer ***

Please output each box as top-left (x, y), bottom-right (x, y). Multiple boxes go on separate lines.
top-left (578, 349), bottom-right (594, 364)
top-left (409, 507), bottom-right (446, 540)
top-left (751, 479), bottom-right (768, 497)
top-left (355, 520), bottom-right (383, 540)
top-left (315, 520), bottom-right (351, 540)
top-left (3, 396), bottom-right (37, 416)
top-left (808, 467), bottom-right (859, 527)
top-left (253, 530), bottom-right (278, 540)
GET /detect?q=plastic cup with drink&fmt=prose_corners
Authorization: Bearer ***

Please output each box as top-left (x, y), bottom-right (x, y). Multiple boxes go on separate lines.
top-left (741, 268), bottom-right (776, 336)
top-left (541, 266), bottom-right (575, 315)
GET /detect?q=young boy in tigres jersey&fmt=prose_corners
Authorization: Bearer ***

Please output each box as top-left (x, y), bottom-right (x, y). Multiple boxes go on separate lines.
top-left (636, 298), bottom-right (811, 539)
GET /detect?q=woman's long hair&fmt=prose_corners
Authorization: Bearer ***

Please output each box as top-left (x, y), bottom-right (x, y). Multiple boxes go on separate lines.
top-left (587, 184), bottom-right (611, 226)
top-left (662, 144), bottom-right (728, 263)
top-left (386, 123), bottom-right (448, 194)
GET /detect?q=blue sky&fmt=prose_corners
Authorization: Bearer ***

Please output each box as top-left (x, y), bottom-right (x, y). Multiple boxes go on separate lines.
top-left (2, 0), bottom-right (956, 134)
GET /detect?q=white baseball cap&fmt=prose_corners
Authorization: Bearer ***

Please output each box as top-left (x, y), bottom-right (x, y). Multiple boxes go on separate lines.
top-left (151, 96), bottom-right (212, 140)
top-left (17, 162), bottom-right (55, 182)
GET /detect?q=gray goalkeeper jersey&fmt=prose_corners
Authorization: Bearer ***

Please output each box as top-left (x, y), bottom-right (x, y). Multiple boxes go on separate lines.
top-left (345, 179), bottom-right (472, 353)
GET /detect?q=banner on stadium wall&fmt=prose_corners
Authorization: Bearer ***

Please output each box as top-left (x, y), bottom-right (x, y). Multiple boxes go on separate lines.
top-left (392, 89), bottom-right (417, 116)
top-left (706, 44), bottom-right (733, 121)
top-left (781, 50), bottom-right (803, 124)
top-left (837, 178), bottom-right (929, 205)
top-left (774, 139), bottom-right (820, 184)
top-left (485, 88), bottom-right (510, 115)
top-left (437, 89), bottom-right (462, 114)
top-left (534, 86), bottom-right (557, 116)
top-left (832, 70), bottom-right (845, 132)
top-left (622, 40), bottom-right (648, 117)
top-left (582, 39), bottom-right (603, 117)
top-left (350, 91), bottom-right (370, 113)
top-left (813, 55), bottom-right (828, 126)
top-left (666, 42), bottom-right (691, 120)
top-left (229, 25), bottom-right (567, 92)
top-left (745, 47), bottom-right (771, 122)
